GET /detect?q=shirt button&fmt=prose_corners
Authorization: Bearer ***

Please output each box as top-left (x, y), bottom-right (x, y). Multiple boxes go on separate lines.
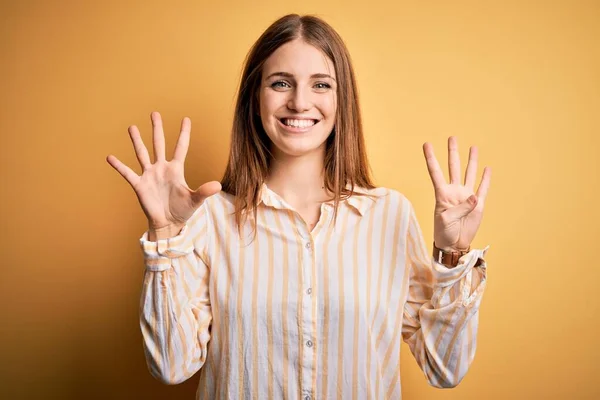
top-left (305, 242), bottom-right (311, 249)
top-left (306, 340), bottom-right (313, 347)
top-left (306, 288), bottom-right (312, 295)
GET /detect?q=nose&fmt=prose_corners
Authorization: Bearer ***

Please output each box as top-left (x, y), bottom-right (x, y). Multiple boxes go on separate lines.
top-left (287, 86), bottom-right (311, 112)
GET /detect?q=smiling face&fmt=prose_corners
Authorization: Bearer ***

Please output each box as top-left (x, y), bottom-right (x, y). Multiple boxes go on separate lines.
top-left (259, 38), bottom-right (337, 158)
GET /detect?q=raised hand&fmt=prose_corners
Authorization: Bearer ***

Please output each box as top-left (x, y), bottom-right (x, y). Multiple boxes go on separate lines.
top-left (422, 136), bottom-right (491, 251)
top-left (106, 111), bottom-right (221, 231)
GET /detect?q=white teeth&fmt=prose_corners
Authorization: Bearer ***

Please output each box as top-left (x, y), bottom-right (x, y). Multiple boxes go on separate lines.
top-left (282, 118), bottom-right (316, 128)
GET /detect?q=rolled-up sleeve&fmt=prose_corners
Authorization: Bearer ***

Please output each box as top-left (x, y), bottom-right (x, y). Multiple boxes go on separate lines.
top-left (138, 203), bottom-right (212, 385)
top-left (401, 201), bottom-right (490, 388)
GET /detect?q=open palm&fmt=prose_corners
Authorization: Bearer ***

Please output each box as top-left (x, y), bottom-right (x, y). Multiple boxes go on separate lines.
top-left (106, 112), bottom-right (221, 230)
top-left (422, 136), bottom-right (491, 251)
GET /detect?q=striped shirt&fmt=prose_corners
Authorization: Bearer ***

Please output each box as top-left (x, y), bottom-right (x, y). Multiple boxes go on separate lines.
top-left (138, 183), bottom-right (490, 399)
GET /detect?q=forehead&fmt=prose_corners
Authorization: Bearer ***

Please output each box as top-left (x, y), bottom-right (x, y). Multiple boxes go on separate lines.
top-left (262, 39), bottom-right (336, 78)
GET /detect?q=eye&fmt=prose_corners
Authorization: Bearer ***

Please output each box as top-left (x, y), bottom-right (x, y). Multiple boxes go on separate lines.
top-left (271, 80), bottom-right (291, 89)
top-left (314, 82), bottom-right (332, 90)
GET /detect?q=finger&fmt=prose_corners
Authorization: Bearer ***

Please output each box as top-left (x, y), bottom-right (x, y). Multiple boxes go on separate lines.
top-left (106, 154), bottom-right (141, 187)
top-left (423, 142), bottom-right (446, 191)
top-left (151, 111), bottom-right (166, 163)
top-left (448, 136), bottom-right (461, 185)
top-left (172, 116), bottom-right (191, 162)
top-left (128, 125), bottom-right (152, 170)
top-left (475, 166), bottom-right (491, 206)
top-left (464, 145), bottom-right (478, 190)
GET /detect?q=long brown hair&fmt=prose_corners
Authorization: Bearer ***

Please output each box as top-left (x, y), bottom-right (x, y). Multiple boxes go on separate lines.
top-left (220, 13), bottom-right (376, 238)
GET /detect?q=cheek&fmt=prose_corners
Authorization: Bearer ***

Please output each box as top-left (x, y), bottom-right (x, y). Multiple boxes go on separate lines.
top-left (260, 90), bottom-right (284, 117)
top-left (318, 94), bottom-right (337, 121)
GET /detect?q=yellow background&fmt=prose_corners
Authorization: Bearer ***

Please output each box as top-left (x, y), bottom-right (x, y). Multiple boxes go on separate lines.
top-left (2, 0), bottom-right (598, 398)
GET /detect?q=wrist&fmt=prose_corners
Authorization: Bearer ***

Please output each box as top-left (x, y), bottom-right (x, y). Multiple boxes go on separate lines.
top-left (433, 241), bottom-right (471, 268)
top-left (148, 224), bottom-right (185, 241)
top-left (434, 241), bottom-right (470, 253)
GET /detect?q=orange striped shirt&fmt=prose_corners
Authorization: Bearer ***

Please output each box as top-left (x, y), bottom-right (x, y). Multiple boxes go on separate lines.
top-left (139, 184), bottom-right (490, 399)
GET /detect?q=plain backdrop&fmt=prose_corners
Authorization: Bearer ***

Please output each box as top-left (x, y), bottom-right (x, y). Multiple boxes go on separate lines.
top-left (1, 0), bottom-right (599, 399)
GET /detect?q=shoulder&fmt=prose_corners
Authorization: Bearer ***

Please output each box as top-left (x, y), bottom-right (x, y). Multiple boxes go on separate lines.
top-left (350, 185), bottom-right (415, 218)
top-left (202, 189), bottom-right (236, 211)
top-left (354, 185), bottom-right (412, 207)
top-left (185, 189), bottom-right (236, 229)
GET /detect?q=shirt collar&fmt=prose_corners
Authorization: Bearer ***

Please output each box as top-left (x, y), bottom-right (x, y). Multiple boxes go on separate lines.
top-left (258, 182), bottom-right (386, 216)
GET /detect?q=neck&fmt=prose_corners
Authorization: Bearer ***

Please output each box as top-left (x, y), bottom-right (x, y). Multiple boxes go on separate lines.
top-left (265, 147), bottom-right (331, 205)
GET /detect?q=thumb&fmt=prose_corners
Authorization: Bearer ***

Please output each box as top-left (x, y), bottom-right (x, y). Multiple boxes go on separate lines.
top-left (191, 181), bottom-right (222, 207)
top-left (445, 195), bottom-right (478, 221)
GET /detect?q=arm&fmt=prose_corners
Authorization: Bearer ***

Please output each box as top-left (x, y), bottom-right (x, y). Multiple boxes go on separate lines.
top-left (138, 202), bottom-right (212, 385)
top-left (401, 201), bottom-right (490, 388)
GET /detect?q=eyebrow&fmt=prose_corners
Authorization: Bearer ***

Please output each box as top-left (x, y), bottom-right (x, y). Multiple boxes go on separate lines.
top-left (265, 72), bottom-right (337, 81)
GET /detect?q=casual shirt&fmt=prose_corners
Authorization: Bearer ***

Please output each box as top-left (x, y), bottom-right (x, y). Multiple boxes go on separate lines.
top-left (138, 184), bottom-right (490, 399)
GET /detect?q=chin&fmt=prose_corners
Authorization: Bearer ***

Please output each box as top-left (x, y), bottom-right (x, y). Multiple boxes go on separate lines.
top-left (274, 143), bottom-right (323, 158)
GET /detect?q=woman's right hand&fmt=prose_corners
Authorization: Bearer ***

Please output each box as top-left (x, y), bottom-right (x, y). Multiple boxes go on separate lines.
top-left (106, 111), bottom-right (221, 231)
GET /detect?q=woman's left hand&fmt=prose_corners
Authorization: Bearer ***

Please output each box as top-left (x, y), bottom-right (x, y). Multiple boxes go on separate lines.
top-left (422, 136), bottom-right (492, 251)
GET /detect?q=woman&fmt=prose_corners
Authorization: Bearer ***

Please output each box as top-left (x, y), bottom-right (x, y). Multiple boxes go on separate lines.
top-left (106, 13), bottom-right (491, 400)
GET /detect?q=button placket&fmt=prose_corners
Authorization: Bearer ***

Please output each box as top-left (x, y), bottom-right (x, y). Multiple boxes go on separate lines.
top-left (300, 228), bottom-right (316, 397)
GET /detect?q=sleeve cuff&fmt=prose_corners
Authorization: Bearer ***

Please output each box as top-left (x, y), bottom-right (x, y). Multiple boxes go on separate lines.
top-left (432, 244), bottom-right (490, 288)
top-left (139, 224), bottom-right (195, 271)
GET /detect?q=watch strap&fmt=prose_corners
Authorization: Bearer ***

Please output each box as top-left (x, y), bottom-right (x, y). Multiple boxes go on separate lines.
top-left (432, 242), bottom-right (477, 268)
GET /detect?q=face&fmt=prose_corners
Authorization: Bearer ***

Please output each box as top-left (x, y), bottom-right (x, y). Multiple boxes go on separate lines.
top-left (259, 39), bottom-right (337, 158)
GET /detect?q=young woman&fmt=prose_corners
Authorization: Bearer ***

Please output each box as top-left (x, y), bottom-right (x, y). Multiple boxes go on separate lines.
top-left (107, 13), bottom-right (491, 400)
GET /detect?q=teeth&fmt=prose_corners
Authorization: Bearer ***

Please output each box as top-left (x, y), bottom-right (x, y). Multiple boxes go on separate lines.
top-left (282, 118), bottom-right (316, 128)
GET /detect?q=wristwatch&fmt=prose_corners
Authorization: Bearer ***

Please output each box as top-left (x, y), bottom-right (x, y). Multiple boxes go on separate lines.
top-left (433, 242), bottom-right (482, 268)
